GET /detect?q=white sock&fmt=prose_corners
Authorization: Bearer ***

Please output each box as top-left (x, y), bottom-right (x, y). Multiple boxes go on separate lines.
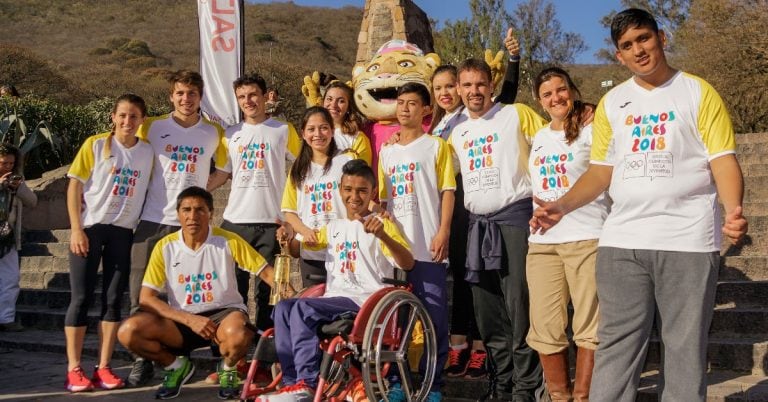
top-left (450, 342), bottom-right (469, 350)
top-left (165, 357), bottom-right (183, 371)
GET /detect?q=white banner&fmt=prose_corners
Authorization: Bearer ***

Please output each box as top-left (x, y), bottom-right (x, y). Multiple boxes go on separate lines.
top-left (198, 0), bottom-right (243, 128)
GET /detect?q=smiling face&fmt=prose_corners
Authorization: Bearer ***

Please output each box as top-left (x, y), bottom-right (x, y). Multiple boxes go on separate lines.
top-left (537, 76), bottom-right (573, 123)
top-left (170, 82), bottom-right (201, 118)
top-left (177, 196), bottom-right (211, 240)
top-left (236, 84), bottom-right (267, 124)
top-left (302, 112), bottom-right (334, 153)
top-left (432, 70), bottom-right (460, 113)
top-left (615, 25), bottom-right (668, 80)
top-left (458, 69), bottom-right (494, 118)
top-left (323, 87), bottom-right (350, 126)
top-left (111, 101), bottom-right (145, 138)
top-left (340, 173), bottom-right (374, 218)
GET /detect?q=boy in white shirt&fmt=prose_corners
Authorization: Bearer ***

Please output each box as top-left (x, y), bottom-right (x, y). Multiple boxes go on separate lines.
top-left (378, 83), bottom-right (455, 401)
top-left (532, 9), bottom-right (748, 401)
top-left (261, 159), bottom-right (414, 402)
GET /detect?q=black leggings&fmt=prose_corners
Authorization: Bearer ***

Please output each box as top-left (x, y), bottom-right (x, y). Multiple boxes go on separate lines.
top-left (449, 176), bottom-right (481, 340)
top-left (65, 224), bottom-right (133, 327)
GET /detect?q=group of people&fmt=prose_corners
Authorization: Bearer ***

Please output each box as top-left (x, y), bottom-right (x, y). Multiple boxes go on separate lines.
top-left (53, 7), bottom-right (746, 402)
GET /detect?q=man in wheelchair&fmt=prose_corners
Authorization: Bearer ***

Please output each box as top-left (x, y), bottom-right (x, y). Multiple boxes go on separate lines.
top-left (118, 187), bottom-right (283, 400)
top-left (263, 159), bottom-right (415, 402)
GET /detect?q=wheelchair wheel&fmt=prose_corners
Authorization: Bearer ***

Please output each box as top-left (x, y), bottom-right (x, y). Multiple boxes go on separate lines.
top-left (361, 289), bottom-right (437, 402)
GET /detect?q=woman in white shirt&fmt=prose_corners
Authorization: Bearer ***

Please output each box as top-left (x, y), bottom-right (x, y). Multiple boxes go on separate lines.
top-left (64, 94), bottom-right (154, 392)
top-left (527, 67), bottom-right (609, 402)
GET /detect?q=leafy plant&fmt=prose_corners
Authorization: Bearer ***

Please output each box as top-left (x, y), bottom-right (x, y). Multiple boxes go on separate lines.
top-left (0, 99), bottom-right (65, 177)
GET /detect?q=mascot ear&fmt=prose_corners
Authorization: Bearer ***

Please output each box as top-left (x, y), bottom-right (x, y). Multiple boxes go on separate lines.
top-left (352, 63), bottom-right (366, 81)
top-left (424, 53), bottom-right (441, 72)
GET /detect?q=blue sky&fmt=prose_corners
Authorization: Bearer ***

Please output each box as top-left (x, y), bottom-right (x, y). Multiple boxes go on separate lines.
top-left (248, 0), bottom-right (623, 64)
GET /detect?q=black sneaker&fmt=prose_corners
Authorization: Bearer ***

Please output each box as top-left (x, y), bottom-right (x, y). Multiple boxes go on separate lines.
top-left (444, 346), bottom-right (470, 377)
top-left (127, 357), bottom-right (155, 387)
top-left (464, 350), bottom-right (489, 379)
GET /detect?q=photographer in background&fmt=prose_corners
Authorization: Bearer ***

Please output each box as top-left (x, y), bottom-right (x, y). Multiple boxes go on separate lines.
top-left (0, 144), bottom-right (37, 331)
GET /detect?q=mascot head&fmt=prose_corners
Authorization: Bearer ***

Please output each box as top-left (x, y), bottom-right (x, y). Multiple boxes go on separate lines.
top-left (352, 40), bottom-right (440, 122)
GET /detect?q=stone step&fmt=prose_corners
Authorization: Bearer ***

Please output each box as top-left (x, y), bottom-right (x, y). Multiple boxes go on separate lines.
top-left (17, 288), bottom-right (130, 311)
top-left (742, 202), bottom-right (768, 217)
top-left (737, 141), bottom-right (768, 155)
top-left (636, 367), bottom-right (768, 401)
top-left (737, 153), bottom-right (768, 165)
top-left (22, 229), bottom-right (71, 243)
top-left (710, 307), bottom-right (768, 337)
top-left (19, 241), bottom-right (71, 258)
top-left (735, 133), bottom-right (768, 145)
top-left (15, 305), bottom-right (129, 332)
top-left (646, 337), bottom-right (768, 376)
top-left (741, 164), bottom-right (768, 178)
top-left (715, 281), bottom-right (768, 308)
top-left (721, 256), bottom-right (768, 281)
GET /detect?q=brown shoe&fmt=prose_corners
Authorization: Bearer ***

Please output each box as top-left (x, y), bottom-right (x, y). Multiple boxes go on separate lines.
top-left (572, 347), bottom-right (595, 402)
top-left (539, 350), bottom-right (571, 402)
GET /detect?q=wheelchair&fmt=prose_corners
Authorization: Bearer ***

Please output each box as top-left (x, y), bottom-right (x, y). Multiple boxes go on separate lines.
top-left (240, 278), bottom-right (438, 402)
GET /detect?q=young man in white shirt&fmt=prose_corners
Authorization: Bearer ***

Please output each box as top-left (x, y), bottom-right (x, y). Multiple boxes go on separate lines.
top-left (531, 8), bottom-right (748, 402)
top-left (126, 70), bottom-right (227, 386)
top-left (448, 59), bottom-right (547, 401)
top-left (207, 72), bottom-right (301, 339)
top-left (378, 83), bottom-right (456, 401)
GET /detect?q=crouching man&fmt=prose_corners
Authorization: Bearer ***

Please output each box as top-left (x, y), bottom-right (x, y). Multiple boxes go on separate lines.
top-left (118, 186), bottom-right (280, 400)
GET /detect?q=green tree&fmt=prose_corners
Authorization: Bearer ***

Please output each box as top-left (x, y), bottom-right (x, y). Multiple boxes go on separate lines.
top-left (434, 0), bottom-right (511, 65)
top-left (675, 0), bottom-right (768, 132)
top-left (510, 0), bottom-right (587, 91)
top-left (596, 0), bottom-right (690, 63)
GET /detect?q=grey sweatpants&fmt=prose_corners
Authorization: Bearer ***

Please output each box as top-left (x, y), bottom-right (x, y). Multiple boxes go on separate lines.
top-left (591, 247), bottom-right (719, 402)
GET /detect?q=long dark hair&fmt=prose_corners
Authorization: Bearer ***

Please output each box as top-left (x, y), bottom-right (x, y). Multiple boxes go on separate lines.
top-left (103, 93), bottom-right (147, 160)
top-left (428, 65), bottom-right (458, 134)
top-left (324, 81), bottom-right (365, 135)
top-left (289, 106), bottom-right (338, 186)
top-left (533, 67), bottom-right (586, 145)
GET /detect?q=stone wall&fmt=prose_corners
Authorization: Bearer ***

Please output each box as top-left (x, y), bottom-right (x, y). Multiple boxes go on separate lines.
top-left (355, 0), bottom-right (434, 64)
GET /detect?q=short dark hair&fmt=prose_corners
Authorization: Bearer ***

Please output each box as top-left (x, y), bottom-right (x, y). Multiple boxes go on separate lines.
top-left (0, 144), bottom-right (21, 174)
top-left (176, 186), bottom-right (214, 212)
top-left (233, 72), bottom-right (267, 94)
top-left (611, 8), bottom-right (660, 47)
top-left (168, 70), bottom-right (204, 95)
top-left (341, 159), bottom-right (376, 188)
top-left (397, 82), bottom-right (431, 106)
top-left (457, 58), bottom-right (492, 83)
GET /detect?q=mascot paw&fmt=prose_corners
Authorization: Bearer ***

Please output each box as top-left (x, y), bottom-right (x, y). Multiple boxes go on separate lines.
top-left (301, 71), bottom-right (323, 107)
top-left (484, 48), bottom-right (505, 89)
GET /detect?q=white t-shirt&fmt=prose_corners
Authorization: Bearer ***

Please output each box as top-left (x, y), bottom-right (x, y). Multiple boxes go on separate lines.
top-left (378, 135), bottom-right (455, 261)
top-left (529, 125), bottom-right (609, 244)
top-left (138, 114), bottom-right (227, 225)
top-left (143, 227), bottom-right (267, 314)
top-left (302, 217), bottom-right (410, 306)
top-left (334, 127), bottom-right (373, 166)
top-left (67, 133), bottom-right (154, 230)
top-left (281, 153), bottom-right (354, 261)
top-left (590, 72), bottom-right (736, 252)
top-left (220, 118), bottom-right (302, 224)
top-left (448, 103), bottom-right (547, 215)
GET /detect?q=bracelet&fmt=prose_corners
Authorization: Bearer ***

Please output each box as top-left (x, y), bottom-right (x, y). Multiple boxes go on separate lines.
top-left (509, 55), bottom-right (521, 62)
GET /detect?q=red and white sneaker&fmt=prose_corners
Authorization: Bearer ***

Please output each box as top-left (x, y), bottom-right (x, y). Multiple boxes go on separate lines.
top-left (92, 365), bottom-right (125, 390)
top-left (256, 380), bottom-right (315, 402)
top-left (65, 366), bottom-right (94, 392)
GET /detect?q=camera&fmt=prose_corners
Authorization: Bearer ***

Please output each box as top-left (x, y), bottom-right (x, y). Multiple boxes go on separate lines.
top-left (9, 175), bottom-right (21, 182)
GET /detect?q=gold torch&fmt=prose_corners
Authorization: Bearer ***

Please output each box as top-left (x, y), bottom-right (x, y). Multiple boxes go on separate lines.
top-left (269, 241), bottom-right (293, 305)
